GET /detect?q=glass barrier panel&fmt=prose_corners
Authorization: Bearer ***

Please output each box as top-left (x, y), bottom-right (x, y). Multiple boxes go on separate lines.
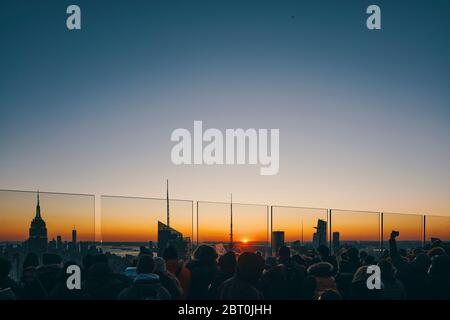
top-left (196, 201), bottom-right (230, 247)
top-left (0, 190), bottom-right (95, 281)
top-left (231, 203), bottom-right (269, 256)
top-left (101, 195), bottom-right (193, 273)
top-left (271, 206), bottom-right (328, 255)
top-left (196, 201), bottom-right (269, 256)
top-left (382, 213), bottom-right (423, 251)
top-left (330, 210), bottom-right (380, 256)
top-left (425, 215), bottom-right (450, 243)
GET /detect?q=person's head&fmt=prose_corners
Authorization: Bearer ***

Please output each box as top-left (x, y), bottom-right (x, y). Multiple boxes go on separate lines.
top-left (153, 257), bottom-right (167, 273)
top-left (218, 251), bottom-right (237, 272)
top-left (265, 256), bottom-right (278, 270)
top-left (318, 289), bottom-right (342, 300)
top-left (378, 259), bottom-right (395, 283)
top-left (338, 259), bottom-right (353, 273)
top-left (92, 254), bottom-right (108, 265)
top-left (347, 248), bottom-right (359, 261)
top-left (428, 247), bottom-right (446, 258)
top-left (136, 254), bottom-right (155, 274)
top-left (23, 252), bottom-right (39, 269)
top-left (21, 266), bottom-right (39, 283)
top-left (42, 253), bottom-right (62, 266)
top-left (317, 245), bottom-right (330, 258)
top-left (411, 253), bottom-right (431, 273)
top-left (352, 266), bottom-right (370, 284)
top-left (292, 254), bottom-right (306, 267)
top-left (88, 262), bottom-right (112, 279)
top-left (0, 257), bottom-right (12, 278)
top-left (236, 252), bottom-right (265, 285)
top-left (162, 245), bottom-right (178, 261)
top-left (399, 249), bottom-right (407, 257)
top-left (359, 251), bottom-right (368, 261)
top-left (307, 262), bottom-right (334, 278)
top-left (139, 246), bottom-right (152, 256)
top-left (363, 255), bottom-right (376, 266)
top-left (278, 245), bottom-right (291, 260)
top-left (82, 254), bottom-right (94, 271)
top-left (428, 255), bottom-right (450, 278)
top-left (193, 245), bottom-right (218, 265)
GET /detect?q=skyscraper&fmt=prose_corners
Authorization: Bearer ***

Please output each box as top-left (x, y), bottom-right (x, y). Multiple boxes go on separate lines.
top-left (72, 227), bottom-right (77, 245)
top-left (157, 221), bottom-right (189, 259)
top-left (312, 219), bottom-right (327, 248)
top-left (272, 231), bottom-right (285, 256)
top-left (332, 232), bottom-right (340, 253)
top-left (27, 191), bottom-right (48, 254)
top-left (229, 193), bottom-right (233, 250)
top-left (166, 179), bottom-right (170, 227)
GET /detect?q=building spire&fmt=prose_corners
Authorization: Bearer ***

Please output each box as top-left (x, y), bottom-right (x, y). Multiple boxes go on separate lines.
top-left (36, 190), bottom-right (41, 218)
top-left (166, 179), bottom-right (170, 227)
top-left (230, 193), bottom-right (233, 249)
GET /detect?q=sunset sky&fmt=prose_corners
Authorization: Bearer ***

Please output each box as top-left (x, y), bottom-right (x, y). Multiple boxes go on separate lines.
top-left (0, 1), bottom-right (449, 242)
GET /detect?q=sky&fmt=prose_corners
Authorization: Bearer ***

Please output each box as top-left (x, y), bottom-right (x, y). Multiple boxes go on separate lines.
top-left (1, 0), bottom-right (450, 240)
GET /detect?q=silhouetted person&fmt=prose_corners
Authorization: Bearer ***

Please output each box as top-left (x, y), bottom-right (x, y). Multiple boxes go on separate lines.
top-left (302, 262), bottom-right (338, 299)
top-left (346, 248), bottom-right (361, 274)
top-left (218, 252), bottom-right (265, 299)
top-left (261, 245), bottom-right (305, 299)
top-left (49, 261), bottom-right (87, 300)
top-left (153, 257), bottom-right (182, 299)
top-left (209, 251), bottom-right (237, 298)
top-left (389, 231), bottom-right (429, 299)
top-left (37, 253), bottom-right (62, 294)
top-left (349, 266), bottom-right (382, 300)
top-left (19, 266), bottom-right (47, 300)
top-left (163, 245), bottom-right (191, 298)
top-left (118, 254), bottom-right (170, 300)
top-left (185, 245), bottom-right (218, 300)
top-left (139, 246), bottom-right (152, 256)
top-left (378, 259), bottom-right (406, 300)
top-left (83, 257), bottom-right (130, 300)
top-left (82, 254), bottom-right (94, 281)
top-left (264, 256), bottom-right (278, 271)
top-left (0, 257), bottom-right (18, 300)
top-left (317, 245), bottom-right (338, 276)
top-left (277, 245), bottom-right (291, 265)
top-left (427, 254), bottom-right (450, 300)
top-left (22, 252), bottom-right (39, 269)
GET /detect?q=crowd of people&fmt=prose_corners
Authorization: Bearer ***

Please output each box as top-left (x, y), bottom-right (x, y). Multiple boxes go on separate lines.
top-left (1, 231), bottom-right (449, 300)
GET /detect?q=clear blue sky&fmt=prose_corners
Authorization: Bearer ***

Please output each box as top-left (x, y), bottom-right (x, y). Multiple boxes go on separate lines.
top-left (1, 0), bottom-right (449, 216)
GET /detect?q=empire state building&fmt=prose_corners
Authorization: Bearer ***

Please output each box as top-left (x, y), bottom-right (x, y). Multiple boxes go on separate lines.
top-left (27, 191), bottom-right (48, 254)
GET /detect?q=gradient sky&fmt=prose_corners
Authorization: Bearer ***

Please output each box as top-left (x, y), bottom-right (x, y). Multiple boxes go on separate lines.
top-left (1, 0), bottom-right (450, 223)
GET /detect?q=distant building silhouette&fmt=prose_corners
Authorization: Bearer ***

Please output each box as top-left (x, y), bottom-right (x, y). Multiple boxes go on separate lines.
top-left (56, 235), bottom-right (63, 250)
top-left (229, 194), bottom-right (233, 250)
top-left (157, 221), bottom-right (189, 259)
top-left (69, 226), bottom-right (78, 252)
top-left (27, 191), bottom-right (48, 254)
top-left (272, 231), bottom-right (285, 256)
top-left (72, 227), bottom-right (77, 245)
top-left (332, 231), bottom-right (340, 252)
top-left (312, 219), bottom-right (327, 248)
